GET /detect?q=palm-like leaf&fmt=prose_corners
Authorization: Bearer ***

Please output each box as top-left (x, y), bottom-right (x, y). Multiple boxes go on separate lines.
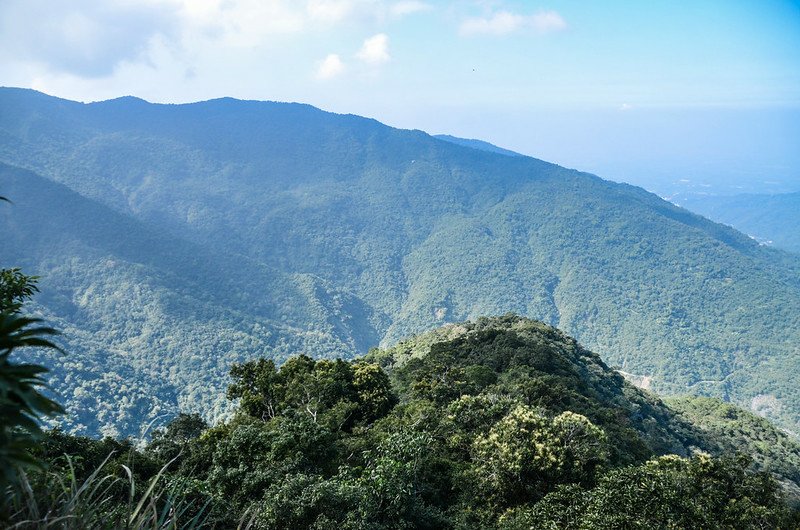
top-left (1, 312), bottom-right (63, 488)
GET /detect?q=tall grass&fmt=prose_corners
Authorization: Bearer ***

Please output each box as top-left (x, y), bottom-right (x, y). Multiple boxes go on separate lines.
top-left (2, 452), bottom-right (235, 529)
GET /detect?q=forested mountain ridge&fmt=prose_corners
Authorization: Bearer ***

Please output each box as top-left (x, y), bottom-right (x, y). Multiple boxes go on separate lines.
top-left (368, 316), bottom-right (800, 489)
top-left (2, 87), bottom-right (800, 436)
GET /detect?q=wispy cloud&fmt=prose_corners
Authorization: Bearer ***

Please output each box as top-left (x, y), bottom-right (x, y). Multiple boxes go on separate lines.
top-left (356, 33), bottom-right (390, 64)
top-left (316, 53), bottom-right (345, 79)
top-left (460, 9), bottom-right (566, 37)
top-left (389, 1), bottom-right (432, 17)
top-left (306, 0), bottom-right (431, 24)
top-left (530, 10), bottom-right (567, 33)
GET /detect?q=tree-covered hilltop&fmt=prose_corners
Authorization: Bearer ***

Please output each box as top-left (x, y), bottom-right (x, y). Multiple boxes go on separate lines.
top-left (3, 88), bottom-right (800, 435)
top-left (7, 316), bottom-right (799, 528)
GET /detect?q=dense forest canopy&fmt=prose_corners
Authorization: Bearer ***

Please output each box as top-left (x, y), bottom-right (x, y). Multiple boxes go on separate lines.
top-left (3, 314), bottom-right (799, 528)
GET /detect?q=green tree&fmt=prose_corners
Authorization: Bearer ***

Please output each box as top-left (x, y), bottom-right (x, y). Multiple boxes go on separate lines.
top-left (514, 453), bottom-right (798, 529)
top-left (357, 430), bottom-right (448, 528)
top-left (0, 268), bottom-right (39, 314)
top-left (254, 473), bottom-right (364, 530)
top-left (207, 415), bottom-right (335, 508)
top-left (228, 355), bottom-right (395, 431)
top-left (350, 361), bottom-right (396, 425)
top-left (228, 358), bottom-right (284, 421)
top-left (1, 197), bottom-right (65, 515)
top-left (473, 405), bottom-right (608, 506)
top-left (578, 454), bottom-right (794, 529)
top-left (148, 412), bottom-right (208, 463)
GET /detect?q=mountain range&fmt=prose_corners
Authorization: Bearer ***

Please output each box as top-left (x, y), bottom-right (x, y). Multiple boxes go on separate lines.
top-left (1, 87), bottom-right (799, 437)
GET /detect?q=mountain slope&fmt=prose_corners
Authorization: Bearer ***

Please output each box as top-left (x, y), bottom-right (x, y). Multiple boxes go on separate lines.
top-left (2, 88), bottom-right (800, 434)
top-left (1, 162), bottom-right (382, 435)
top-left (667, 395), bottom-right (800, 492)
top-left (372, 316), bottom-right (800, 487)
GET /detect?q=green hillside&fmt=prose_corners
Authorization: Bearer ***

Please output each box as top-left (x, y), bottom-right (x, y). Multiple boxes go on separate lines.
top-left (0, 163), bottom-right (380, 436)
top-left (10, 317), bottom-right (799, 528)
top-left (668, 396), bottom-right (800, 497)
top-left (2, 88), bottom-right (800, 435)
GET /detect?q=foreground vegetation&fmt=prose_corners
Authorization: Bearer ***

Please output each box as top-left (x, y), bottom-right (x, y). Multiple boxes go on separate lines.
top-left (3, 305), bottom-right (799, 527)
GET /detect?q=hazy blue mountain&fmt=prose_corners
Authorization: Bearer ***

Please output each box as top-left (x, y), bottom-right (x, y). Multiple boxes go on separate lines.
top-left (2, 88), bottom-right (800, 436)
top-left (678, 192), bottom-right (800, 254)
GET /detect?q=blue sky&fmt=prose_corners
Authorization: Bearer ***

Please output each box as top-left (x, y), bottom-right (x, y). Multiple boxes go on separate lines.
top-left (1, 0), bottom-right (799, 195)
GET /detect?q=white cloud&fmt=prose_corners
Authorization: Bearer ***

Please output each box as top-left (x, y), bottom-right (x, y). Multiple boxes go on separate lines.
top-left (316, 53), bottom-right (345, 79)
top-left (460, 11), bottom-right (523, 36)
top-left (0, 0), bottom-right (178, 77)
top-left (190, 0), bottom-right (306, 47)
top-left (0, 0), bottom-right (315, 78)
top-left (0, 0), bottom-right (414, 99)
top-left (460, 9), bottom-right (566, 37)
top-left (619, 103), bottom-right (634, 111)
top-left (389, 1), bottom-right (432, 17)
top-left (356, 33), bottom-right (390, 65)
top-left (0, 0), bottom-right (430, 82)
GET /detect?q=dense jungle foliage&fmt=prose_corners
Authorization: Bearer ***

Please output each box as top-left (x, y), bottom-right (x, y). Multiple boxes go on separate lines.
top-left (3, 311), bottom-right (799, 528)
